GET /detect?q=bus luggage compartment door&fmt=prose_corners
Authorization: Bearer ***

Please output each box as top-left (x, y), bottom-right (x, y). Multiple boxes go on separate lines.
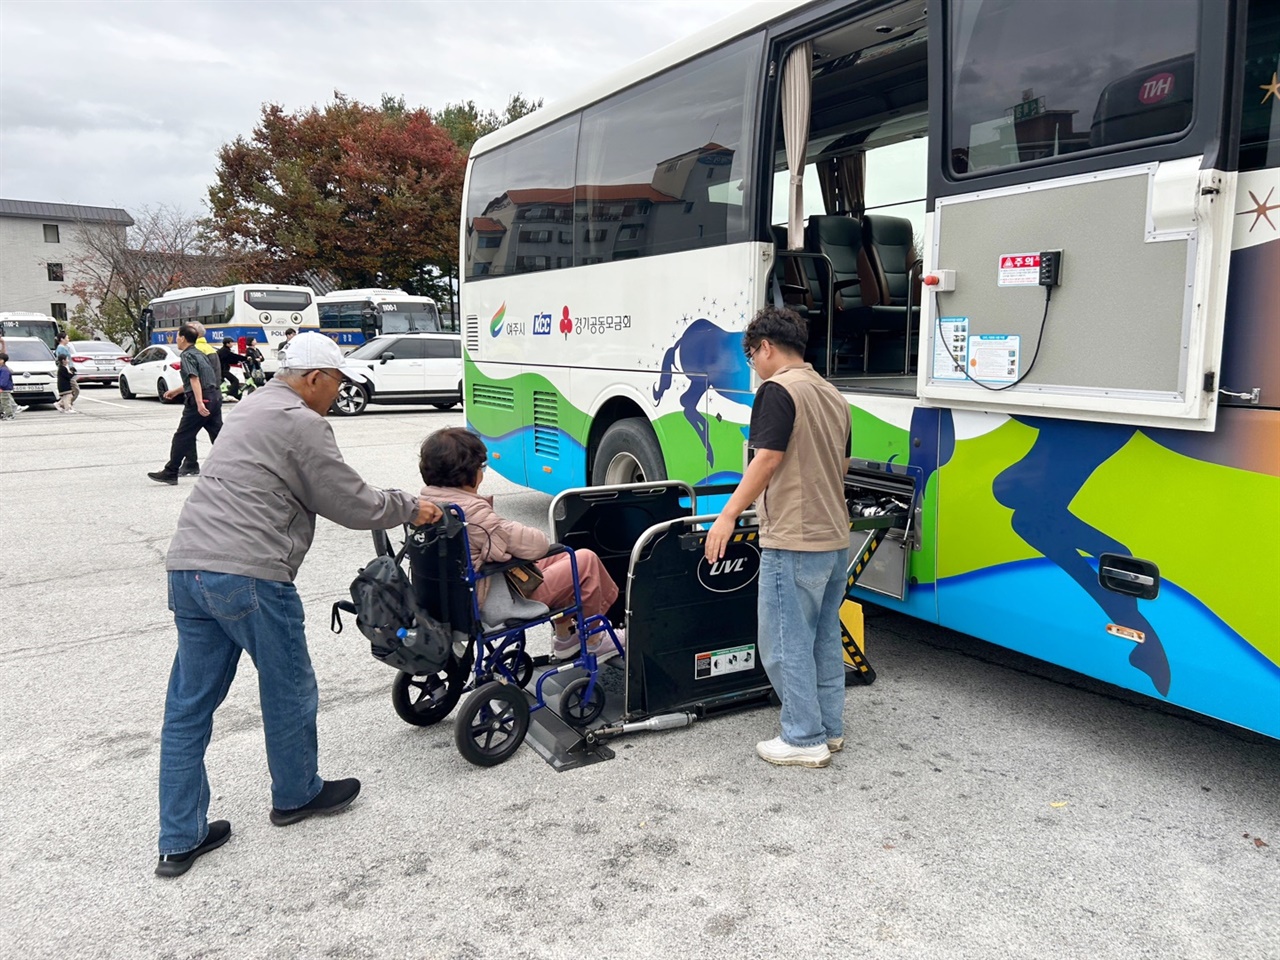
top-left (623, 515), bottom-right (774, 721)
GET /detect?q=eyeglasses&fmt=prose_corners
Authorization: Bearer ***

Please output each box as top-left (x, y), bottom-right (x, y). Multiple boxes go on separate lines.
top-left (316, 370), bottom-right (345, 386)
top-left (744, 341), bottom-right (766, 367)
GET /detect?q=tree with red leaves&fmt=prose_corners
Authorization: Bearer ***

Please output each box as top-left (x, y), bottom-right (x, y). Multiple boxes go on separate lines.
top-left (206, 94), bottom-right (465, 303)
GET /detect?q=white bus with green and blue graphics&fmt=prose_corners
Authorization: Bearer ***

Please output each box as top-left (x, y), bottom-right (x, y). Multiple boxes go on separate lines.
top-left (459, 0), bottom-right (1280, 738)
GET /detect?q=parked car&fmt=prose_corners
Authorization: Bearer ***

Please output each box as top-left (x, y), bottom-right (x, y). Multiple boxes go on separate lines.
top-left (70, 340), bottom-right (131, 386)
top-left (3, 336), bottom-right (59, 406)
top-left (331, 333), bottom-right (463, 416)
top-left (118, 344), bottom-right (240, 401)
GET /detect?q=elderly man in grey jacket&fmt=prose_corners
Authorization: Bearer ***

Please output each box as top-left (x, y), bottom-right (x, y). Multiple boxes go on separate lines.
top-left (155, 332), bottom-right (441, 878)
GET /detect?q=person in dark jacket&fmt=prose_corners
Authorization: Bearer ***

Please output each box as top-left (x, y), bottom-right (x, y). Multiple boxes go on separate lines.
top-left (154, 332), bottom-right (442, 878)
top-left (218, 338), bottom-right (246, 400)
top-left (147, 325), bottom-right (221, 484)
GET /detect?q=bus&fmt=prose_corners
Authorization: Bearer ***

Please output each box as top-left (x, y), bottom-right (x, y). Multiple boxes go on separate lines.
top-left (0, 312), bottom-right (61, 351)
top-left (143, 284), bottom-right (318, 373)
top-left (459, 0), bottom-right (1280, 738)
top-left (316, 288), bottom-right (454, 353)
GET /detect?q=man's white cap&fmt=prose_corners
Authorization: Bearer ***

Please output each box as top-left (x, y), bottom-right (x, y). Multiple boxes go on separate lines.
top-left (279, 332), bottom-right (371, 383)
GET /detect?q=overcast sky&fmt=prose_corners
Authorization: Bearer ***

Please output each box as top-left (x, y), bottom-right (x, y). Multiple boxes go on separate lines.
top-left (0, 0), bottom-right (746, 217)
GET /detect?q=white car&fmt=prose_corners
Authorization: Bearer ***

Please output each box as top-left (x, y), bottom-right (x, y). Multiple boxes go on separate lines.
top-left (3, 336), bottom-right (59, 406)
top-left (331, 333), bottom-right (463, 416)
top-left (118, 344), bottom-right (240, 401)
top-left (70, 340), bottom-right (131, 386)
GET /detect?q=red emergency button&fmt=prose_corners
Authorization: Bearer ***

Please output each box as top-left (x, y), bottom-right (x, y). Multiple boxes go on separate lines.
top-left (922, 274), bottom-right (940, 286)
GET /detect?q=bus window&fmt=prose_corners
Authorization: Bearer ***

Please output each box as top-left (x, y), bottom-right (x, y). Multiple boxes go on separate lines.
top-left (465, 116), bottom-right (579, 280)
top-left (949, 0), bottom-right (1198, 174)
top-left (1240, 0), bottom-right (1280, 172)
top-left (575, 33), bottom-right (762, 266)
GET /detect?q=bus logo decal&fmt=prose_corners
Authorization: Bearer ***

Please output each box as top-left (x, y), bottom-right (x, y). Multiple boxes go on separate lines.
top-left (533, 312), bottom-right (552, 335)
top-left (489, 303), bottom-right (506, 338)
top-left (1138, 72), bottom-right (1175, 105)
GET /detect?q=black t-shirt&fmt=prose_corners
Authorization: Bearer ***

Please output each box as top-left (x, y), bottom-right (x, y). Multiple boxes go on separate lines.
top-left (748, 380), bottom-right (853, 456)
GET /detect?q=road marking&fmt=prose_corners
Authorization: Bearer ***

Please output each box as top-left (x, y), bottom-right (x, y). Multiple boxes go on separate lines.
top-left (79, 395), bottom-right (129, 409)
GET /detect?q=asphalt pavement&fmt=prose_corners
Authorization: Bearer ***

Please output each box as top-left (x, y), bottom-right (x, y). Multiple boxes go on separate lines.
top-left (0, 388), bottom-right (1276, 960)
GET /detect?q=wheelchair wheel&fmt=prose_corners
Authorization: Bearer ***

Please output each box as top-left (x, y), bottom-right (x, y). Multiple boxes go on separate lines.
top-left (492, 648), bottom-right (534, 688)
top-left (559, 676), bottom-right (606, 727)
top-left (454, 681), bottom-right (529, 767)
top-left (391, 651), bottom-right (472, 726)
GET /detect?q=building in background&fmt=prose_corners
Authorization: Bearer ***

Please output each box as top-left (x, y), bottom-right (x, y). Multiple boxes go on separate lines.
top-left (0, 199), bottom-right (133, 320)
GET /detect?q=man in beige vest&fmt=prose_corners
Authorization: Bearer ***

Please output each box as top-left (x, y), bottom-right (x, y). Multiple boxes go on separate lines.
top-left (705, 306), bottom-right (851, 768)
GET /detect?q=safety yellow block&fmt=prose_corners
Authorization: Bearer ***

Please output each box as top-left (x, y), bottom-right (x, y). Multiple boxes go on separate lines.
top-left (840, 599), bottom-right (866, 667)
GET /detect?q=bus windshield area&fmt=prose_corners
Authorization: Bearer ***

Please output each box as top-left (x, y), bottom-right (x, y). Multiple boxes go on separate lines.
top-left (377, 302), bottom-right (440, 334)
top-left (1, 319), bottom-right (60, 351)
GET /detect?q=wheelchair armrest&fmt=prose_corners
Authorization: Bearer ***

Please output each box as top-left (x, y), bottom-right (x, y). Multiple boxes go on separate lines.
top-left (476, 544), bottom-right (566, 581)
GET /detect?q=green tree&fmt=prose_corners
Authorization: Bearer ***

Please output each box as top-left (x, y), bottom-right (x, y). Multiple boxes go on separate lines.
top-left (435, 93), bottom-right (543, 154)
top-left (206, 94), bottom-right (465, 302)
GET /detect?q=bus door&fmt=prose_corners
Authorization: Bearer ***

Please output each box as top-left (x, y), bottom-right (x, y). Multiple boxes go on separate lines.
top-left (922, 0), bottom-right (1242, 699)
top-left (922, 0), bottom-right (1239, 433)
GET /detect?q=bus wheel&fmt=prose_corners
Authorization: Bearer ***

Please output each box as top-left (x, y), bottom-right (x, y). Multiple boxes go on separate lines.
top-left (592, 418), bottom-right (666, 485)
top-left (332, 381), bottom-right (368, 416)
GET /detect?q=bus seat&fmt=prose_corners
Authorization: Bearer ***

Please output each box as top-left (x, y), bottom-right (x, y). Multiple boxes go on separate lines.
top-left (806, 214), bottom-right (883, 373)
top-left (863, 215), bottom-right (919, 308)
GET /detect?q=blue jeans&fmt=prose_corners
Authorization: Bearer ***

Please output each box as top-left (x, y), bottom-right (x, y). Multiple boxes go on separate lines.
top-left (159, 571), bottom-right (323, 855)
top-left (757, 547), bottom-right (848, 747)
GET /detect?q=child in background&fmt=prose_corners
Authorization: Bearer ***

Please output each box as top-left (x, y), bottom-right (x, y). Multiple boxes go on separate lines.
top-left (0, 353), bottom-right (18, 420)
top-left (56, 356), bottom-right (78, 414)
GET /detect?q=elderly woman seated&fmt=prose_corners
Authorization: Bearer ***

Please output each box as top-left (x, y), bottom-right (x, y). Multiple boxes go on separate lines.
top-left (418, 427), bottom-right (624, 661)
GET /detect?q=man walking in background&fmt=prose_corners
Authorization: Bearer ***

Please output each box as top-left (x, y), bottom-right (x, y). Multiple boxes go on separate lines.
top-left (704, 306), bottom-right (852, 769)
top-left (148, 325), bottom-right (221, 485)
top-left (155, 332), bottom-right (442, 877)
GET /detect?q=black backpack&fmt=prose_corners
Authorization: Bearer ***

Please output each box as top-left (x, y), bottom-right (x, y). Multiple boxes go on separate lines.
top-left (331, 536), bottom-right (451, 675)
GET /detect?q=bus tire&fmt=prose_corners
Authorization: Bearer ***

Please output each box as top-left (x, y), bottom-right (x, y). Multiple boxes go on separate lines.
top-left (592, 417), bottom-right (666, 486)
top-left (332, 381), bottom-right (368, 416)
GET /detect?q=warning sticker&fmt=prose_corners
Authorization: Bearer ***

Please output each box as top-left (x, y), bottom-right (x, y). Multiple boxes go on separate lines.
top-left (694, 644), bottom-right (756, 680)
top-left (933, 316), bottom-right (968, 380)
top-left (967, 334), bottom-right (1020, 383)
top-left (997, 253), bottom-right (1041, 287)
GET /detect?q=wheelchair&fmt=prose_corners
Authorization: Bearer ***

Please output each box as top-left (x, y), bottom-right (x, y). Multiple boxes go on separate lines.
top-left (382, 503), bottom-right (624, 767)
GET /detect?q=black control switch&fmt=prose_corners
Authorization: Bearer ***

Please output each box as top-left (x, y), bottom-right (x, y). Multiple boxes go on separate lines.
top-left (1038, 250), bottom-right (1062, 287)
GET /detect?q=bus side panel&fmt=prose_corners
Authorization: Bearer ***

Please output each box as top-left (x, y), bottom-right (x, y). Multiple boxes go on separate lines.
top-left (523, 365), bottom-right (589, 494)
top-left (933, 408), bottom-right (1280, 738)
top-left (464, 356), bottom-right (528, 488)
top-left (845, 397), bottom-right (943, 626)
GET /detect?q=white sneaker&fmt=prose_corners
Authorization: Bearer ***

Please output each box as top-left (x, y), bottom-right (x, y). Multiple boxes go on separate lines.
top-left (756, 736), bottom-right (831, 768)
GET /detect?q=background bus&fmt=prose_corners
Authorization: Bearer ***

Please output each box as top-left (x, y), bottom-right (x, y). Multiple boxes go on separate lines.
top-left (316, 288), bottom-right (455, 353)
top-left (0, 312), bottom-right (61, 351)
top-left (459, 0), bottom-right (1279, 739)
top-left (143, 284), bottom-right (318, 373)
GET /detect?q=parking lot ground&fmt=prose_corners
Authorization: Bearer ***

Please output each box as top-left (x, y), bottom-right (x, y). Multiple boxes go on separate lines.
top-left (1, 391), bottom-right (1277, 960)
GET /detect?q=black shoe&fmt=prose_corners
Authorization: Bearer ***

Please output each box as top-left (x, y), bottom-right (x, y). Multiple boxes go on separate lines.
top-left (178, 463), bottom-right (200, 476)
top-left (270, 778), bottom-right (361, 826)
top-left (148, 470), bottom-right (178, 485)
top-left (155, 820), bottom-right (232, 878)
